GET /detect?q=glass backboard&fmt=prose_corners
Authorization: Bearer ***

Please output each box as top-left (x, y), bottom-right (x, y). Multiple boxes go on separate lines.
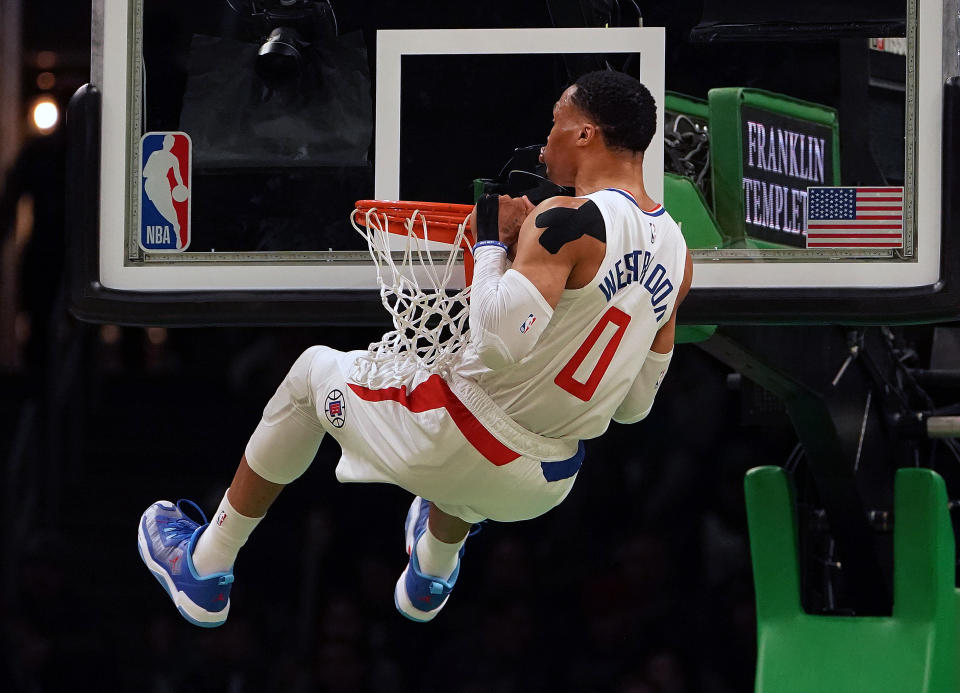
top-left (68, 0), bottom-right (960, 325)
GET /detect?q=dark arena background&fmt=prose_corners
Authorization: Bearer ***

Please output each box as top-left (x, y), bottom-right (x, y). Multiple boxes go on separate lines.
top-left (3, 1), bottom-right (960, 691)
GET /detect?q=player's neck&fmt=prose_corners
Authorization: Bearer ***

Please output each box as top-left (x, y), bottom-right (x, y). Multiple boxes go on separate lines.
top-left (572, 153), bottom-right (656, 210)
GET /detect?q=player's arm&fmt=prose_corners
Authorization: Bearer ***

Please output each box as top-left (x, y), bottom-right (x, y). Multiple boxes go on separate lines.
top-left (468, 194), bottom-right (592, 369)
top-left (509, 195), bottom-right (597, 306)
top-left (613, 249), bottom-right (693, 424)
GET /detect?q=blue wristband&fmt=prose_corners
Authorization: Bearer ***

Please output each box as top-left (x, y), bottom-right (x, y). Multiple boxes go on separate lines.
top-left (473, 240), bottom-right (508, 254)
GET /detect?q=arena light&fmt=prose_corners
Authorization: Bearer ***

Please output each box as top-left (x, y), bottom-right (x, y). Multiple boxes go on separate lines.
top-left (36, 71), bottom-right (56, 90)
top-left (31, 98), bottom-right (58, 132)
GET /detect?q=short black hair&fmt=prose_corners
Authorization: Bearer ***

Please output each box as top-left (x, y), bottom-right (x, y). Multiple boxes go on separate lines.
top-left (571, 70), bottom-right (657, 154)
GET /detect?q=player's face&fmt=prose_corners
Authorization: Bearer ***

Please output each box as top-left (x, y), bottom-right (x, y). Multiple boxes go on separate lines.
top-left (541, 86), bottom-right (585, 187)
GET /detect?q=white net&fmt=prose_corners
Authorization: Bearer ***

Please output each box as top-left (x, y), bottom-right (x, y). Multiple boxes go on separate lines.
top-left (349, 206), bottom-right (473, 389)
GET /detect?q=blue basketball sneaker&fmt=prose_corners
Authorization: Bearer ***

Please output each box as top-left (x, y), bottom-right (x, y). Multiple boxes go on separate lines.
top-left (394, 496), bottom-right (465, 622)
top-left (137, 499), bottom-right (233, 628)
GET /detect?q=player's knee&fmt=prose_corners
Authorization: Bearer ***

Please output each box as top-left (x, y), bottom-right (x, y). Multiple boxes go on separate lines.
top-left (261, 345), bottom-right (328, 423)
top-left (284, 345), bottom-right (327, 401)
top-left (247, 346), bottom-right (330, 485)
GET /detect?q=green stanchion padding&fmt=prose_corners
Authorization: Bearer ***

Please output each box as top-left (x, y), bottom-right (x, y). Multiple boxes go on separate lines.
top-left (675, 324), bottom-right (716, 344)
top-left (745, 466), bottom-right (958, 693)
top-left (708, 88), bottom-right (841, 250)
top-left (665, 91), bottom-right (709, 121)
top-left (664, 172), bottom-right (725, 249)
top-left (662, 173), bottom-right (718, 343)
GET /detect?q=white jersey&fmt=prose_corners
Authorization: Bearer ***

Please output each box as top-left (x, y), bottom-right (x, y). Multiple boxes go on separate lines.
top-left (456, 188), bottom-right (688, 441)
top-left (248, 189), bottom-right (686, 523)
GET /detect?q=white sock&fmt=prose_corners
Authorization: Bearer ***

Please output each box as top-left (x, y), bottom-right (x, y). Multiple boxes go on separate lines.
top-left (415, 526), bottom-right (465, 581)
top-left (192, 491), bottom-right (263, 577)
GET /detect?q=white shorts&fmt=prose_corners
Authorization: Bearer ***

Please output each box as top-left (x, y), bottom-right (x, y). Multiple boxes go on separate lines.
top-left (310, 347), bottom-right (583, 524)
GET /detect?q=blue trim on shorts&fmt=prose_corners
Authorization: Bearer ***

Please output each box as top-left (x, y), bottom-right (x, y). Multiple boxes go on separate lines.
top-left (540, 441), bottom-right (585, 482)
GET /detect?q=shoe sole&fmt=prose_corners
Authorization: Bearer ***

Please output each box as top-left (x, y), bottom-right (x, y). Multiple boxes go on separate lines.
top-left (393, 566), bottom-right (448, 622)
top-left (137, 512), bottom-right (229, 628)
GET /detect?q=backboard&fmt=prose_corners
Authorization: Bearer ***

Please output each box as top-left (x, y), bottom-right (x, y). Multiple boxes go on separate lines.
top-left (68, 0), bottom-right (960, 325)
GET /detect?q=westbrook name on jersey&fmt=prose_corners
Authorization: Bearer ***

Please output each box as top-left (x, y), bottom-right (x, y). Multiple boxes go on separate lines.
top-left (597, 248), bottom-right (675, 322)
top-left (457, 187), bottom-right (688, 442)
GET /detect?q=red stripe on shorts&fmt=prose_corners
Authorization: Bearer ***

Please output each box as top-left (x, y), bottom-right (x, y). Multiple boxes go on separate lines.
top-left (348, 375), bottom-right (520, 466)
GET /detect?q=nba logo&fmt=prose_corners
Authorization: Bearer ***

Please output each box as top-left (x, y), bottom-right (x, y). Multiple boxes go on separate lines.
top-left (139, 132), bottom-right (192, 252)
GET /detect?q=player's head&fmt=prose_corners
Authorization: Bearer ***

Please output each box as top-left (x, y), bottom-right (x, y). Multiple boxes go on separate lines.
top-left (163, 134), bottom-right (175, 150)
top-left (571, 71), bottom-right (657, 153)
top-left (541, 70), bottom-right (657, 186)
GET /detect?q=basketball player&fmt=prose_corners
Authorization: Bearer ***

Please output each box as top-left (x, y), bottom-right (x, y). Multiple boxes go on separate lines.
top-left (138, 70), bottom-right (693, 626)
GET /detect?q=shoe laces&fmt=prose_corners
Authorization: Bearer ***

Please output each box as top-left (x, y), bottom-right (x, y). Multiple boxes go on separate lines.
top-left (160, 499), bottom-right (208, 544)
top-left (161, 518), bottom-right (198, 544)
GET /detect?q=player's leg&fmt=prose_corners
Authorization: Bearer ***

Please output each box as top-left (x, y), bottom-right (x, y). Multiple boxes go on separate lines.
top-left (137, 346), bottom-right (330, 627)
top-left (200, 345), bottom-right (332, 574)
top-left (222, 455), bottom-right (286, 516)
top-left (391, 438), bottom-right (584, 621)
top-left (428, 503), bottom-right (473, 542)
top-left (394, 497), bottom-right (478, 622)
top-left (418, 502), bottom-right (472, 578)
top-left (189, 455), bottom-right (284, 577)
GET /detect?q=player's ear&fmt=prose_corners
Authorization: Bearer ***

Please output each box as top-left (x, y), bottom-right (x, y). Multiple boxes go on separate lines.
top-left (578, 123), bottom-right (597, 145)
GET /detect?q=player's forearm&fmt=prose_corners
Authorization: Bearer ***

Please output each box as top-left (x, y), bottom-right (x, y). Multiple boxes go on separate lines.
top-left (613, 349), bottom-right (673, 423)
top-left (469, 244), bottom-right (553, 369)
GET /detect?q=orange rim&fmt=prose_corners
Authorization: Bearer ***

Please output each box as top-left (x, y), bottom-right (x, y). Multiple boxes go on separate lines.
top-left (355, 200), bottom-right (474, 213)
top-left (353, 199), bottom-right (477, 285)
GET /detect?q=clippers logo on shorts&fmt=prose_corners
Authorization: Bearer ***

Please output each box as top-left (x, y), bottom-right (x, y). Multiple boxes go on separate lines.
top-left (325, 389), bottom-right (346, 428)
top-left (139, 132), bottom-right (192, 252)
top-left (520, 314), bottom-right (537, 334)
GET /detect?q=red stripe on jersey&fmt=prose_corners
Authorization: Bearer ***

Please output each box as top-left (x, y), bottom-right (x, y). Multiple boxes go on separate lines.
top-left (348, 376), bottom-right (520, 466)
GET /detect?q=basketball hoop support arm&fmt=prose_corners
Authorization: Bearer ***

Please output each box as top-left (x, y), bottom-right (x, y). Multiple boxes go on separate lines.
top-left (698, 325), bottom-right (912, 616)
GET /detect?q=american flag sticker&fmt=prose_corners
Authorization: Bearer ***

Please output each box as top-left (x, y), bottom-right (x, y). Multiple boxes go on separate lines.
top-left (805, 186), bottom-right (903, 249)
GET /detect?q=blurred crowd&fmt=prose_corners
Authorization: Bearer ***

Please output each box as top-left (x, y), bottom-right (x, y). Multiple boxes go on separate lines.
top-left (0, 323), bottom-right (796, 693)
